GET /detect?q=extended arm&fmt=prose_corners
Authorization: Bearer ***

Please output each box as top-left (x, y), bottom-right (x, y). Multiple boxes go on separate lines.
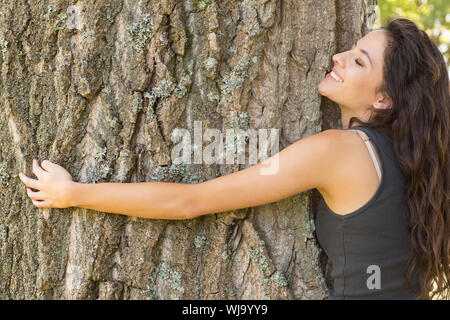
top-left (19, 129), bottom-right (342, 220)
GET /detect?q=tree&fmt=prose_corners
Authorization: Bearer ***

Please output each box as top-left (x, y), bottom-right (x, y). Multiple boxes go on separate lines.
top-left (0, 0), bottom-right (377, 300)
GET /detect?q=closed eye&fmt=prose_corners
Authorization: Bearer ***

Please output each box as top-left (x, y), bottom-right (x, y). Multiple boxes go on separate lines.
top-left (352, 42), bottom-right (369, 67)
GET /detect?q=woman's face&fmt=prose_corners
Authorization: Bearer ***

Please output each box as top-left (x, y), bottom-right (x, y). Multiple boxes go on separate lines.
top-left (318, 30), bottom-right (388, 111)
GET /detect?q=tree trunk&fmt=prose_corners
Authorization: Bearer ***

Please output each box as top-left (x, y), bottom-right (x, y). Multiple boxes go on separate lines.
top-left (0, 0), bottom-right (377, 300)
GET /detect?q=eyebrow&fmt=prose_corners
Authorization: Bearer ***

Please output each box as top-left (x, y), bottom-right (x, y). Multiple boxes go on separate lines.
top-left (354, 41), bottom-right (373, 66)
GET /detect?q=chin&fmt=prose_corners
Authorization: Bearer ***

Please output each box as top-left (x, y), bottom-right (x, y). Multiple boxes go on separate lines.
top-left (318, 81), bottom-right (331, 98)
top-left (318, 82), bottom-right (341, 105)
top-left (318, 78), bottom-right (331, 94)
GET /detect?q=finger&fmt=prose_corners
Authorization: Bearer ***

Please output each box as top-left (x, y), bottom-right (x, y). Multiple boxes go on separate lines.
top-left (41, 159), bottom-right (56, 171)
top-left (18, 172), bottom-right (41, 190)
top-left (31, 199), bottom-right (52, 208)
top-left (33, 159), bottom-right (48, 178)
top-left (27, 188), bottom-right (46, 201)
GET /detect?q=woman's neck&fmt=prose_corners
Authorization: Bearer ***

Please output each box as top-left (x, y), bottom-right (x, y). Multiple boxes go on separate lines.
top-left (339, 106), bottom-right (373, 129)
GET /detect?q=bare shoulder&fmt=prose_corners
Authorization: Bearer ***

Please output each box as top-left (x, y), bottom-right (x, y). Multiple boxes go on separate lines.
top-left (307, 129), bottom-right (361, 196)
top-left (305, 128), bottom-right (352, 152)
top-left (315, 128), bottom-right (379, 197)
top-left (314, 128), bottom-right (365, 153)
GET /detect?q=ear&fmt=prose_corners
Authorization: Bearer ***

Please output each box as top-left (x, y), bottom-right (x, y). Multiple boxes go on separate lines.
top-left (372, 95), bottom-right (392, 110)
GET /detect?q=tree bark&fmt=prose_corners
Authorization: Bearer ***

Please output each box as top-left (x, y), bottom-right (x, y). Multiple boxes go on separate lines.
top-left (0, 0), bottom-right (377, 299)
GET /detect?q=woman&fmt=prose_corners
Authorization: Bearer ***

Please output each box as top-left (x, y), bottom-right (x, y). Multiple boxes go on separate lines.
top-left (18, 18), bottom-right (449, 300)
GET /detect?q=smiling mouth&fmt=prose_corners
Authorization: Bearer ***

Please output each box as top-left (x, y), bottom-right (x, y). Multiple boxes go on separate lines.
top-left (325, 69), bottom-right (344, 83)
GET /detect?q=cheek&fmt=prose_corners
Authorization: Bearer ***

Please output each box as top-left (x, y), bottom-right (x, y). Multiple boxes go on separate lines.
top-left (342, 71), bottom-right (375, 100)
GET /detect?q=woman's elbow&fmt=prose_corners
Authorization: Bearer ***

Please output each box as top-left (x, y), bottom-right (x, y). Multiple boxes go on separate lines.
top-left (183, 184), bottom-right (220, 219)
top-left (184, 199), bottom-right (202, 219)
top-left (183, 184), bottom-right (204, 219)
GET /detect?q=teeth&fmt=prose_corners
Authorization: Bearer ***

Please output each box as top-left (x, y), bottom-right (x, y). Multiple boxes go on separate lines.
top-left (330, 71), bottom-right (343, 82)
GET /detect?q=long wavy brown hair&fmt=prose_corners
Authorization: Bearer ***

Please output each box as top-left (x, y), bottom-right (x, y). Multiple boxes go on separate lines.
top-left (348, 18), bottom-right (450, 299)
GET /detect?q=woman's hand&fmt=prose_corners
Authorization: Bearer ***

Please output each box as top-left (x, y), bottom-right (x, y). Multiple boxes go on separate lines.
top-left (18, 159), bottom-right (75, 209)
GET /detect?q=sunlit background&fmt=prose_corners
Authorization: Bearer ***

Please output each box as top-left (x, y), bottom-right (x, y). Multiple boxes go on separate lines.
top-left (375, 0), bottom-right (449, 75)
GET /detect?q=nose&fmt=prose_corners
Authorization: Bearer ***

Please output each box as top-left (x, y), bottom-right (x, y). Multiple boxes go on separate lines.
top-left (332, 52), bottom-right (344, 68)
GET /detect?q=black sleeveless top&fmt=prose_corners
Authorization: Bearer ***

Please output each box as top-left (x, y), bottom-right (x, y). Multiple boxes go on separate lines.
top-left (315, 126), bottom-right (421, 299)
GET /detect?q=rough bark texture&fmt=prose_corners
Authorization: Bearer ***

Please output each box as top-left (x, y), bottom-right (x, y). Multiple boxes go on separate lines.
top-left (0, 0), bottom-right (376, 300)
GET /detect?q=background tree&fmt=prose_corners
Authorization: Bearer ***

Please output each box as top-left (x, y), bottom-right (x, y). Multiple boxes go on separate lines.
top-left (0, 0), bottom-right (376, 299)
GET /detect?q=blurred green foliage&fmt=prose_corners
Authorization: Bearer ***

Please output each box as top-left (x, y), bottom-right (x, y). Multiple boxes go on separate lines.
top-left (376, 0), bottom-right (449, 67)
